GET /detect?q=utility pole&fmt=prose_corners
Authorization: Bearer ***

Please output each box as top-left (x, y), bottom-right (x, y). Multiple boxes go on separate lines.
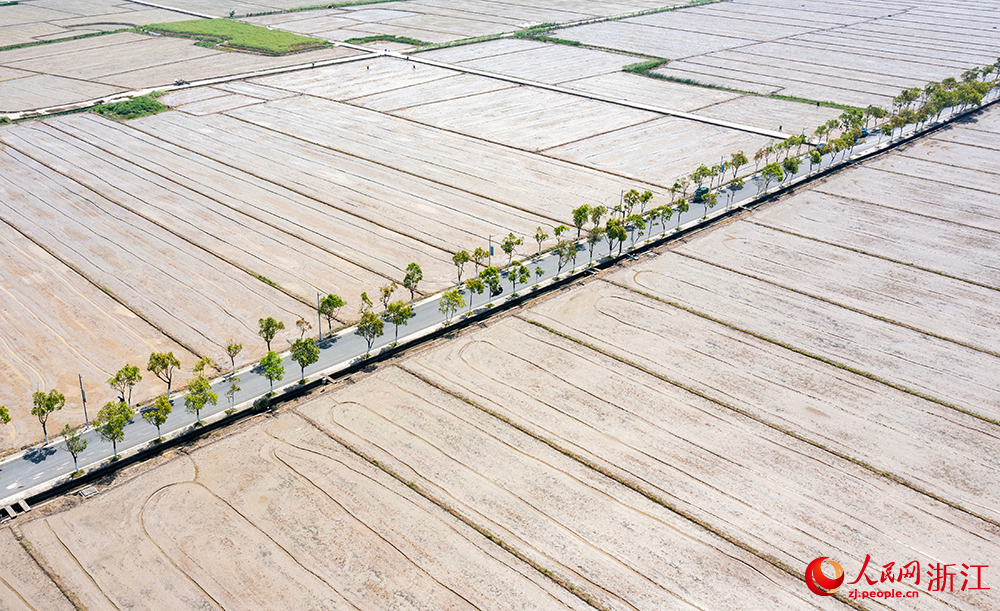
top-left (78, 374), bottom-right (88, 426)
top-left (488, 234), bottom-right (492, 268)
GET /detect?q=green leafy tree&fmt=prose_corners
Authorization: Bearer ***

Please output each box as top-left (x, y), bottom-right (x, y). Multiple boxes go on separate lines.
top-left (290, 337), bottom-right (320, 381)
top-left (533, 227), bottom-right (549, 255)
top-left (379, 281), bottom-right (397, 312)
top-left (185, 375), bottom-right (217, 426)
top-left (508, 262), bottom-right (530, 295)
top-left (626, 213), bottom-right (645, 246)
top-left (479, 266), bottom-right (502, 304)
top-left (726, 178), bottom-right (744, 208)
top-left (295, 317), bottom-right (312, 339)
top-left (258, 317), bottom-right (285, 351)
top-left (729, 150), bottom-right (748, 180)
top-left (193, 356), bottom-right (215, 377)
top-left (108, 364), bottom-right (141, 408)
top-left (32, 389), bottom-right (65, 444)
top-left (225, 340), bottom-right (243, 375)
top-left (587, 227), bottom-right (604, 265)
top-left (471, 247), bottom-right (488, 273)
top-left (690, 164), bottom-right (711, 189)
top-left (452, 250), bottom-right (471, 284)
top-left (701, 192), bottom-right (718, 218)
top-left (95, 401), bottom-right (133, 460)
top-left (402, 263), bottom-right (422, 304)
top-left (357, 312), bottom-right (384, 357)
top-left (226, 376), bottom-right (241, 410)
top-left (143, 395), bottom-right (172, 440)
top-left (438, 290), bottom-right (464, 323)
top-left (0, 405), bottom-right (9, 426)
top-left (535, 266), bottom-right (545, 284)
top-left (605, 218), bottom-right (628, 255)
top-left (359, 291), bottom-right (374, 314)
top-left (319, 294), bottom-right (345, 338)
top-left (674, 200), bottom-right (689, 228)
top-left (500, 233), bottom-right (523, 267)
top-left (383, 300), bottom-right (413, 343)
top-left (61, 424), bottom-right (88, 473)
top-left (781, 157), bottom-right (800, 182)
top-left (259, 351), bottom-right (285, 394)
top-left (464, 277), bottom-right (484, 314)
top-left (148, 351), bottom-right (181, 397)
top-left (760, 162), bottom-right (784, 194)
top-left (554, 240), bottom-right (574, 276)
top-left (808, 149), bottom-right (823, 173)
top-left (552, 224), bottom-right (568, 238)
top-left (590, 205), bottom-right (607, 228)
top-left (571, 204), bottom-right (591, 239)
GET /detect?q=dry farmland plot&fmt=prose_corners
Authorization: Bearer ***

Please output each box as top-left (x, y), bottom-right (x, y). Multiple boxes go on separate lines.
top-left (244, 0), bottom-right (672, 42)
top-left (553, 0), bottom-right (1000, 107)
top-left (0, 31), bottom-right (360, 112)
top-left (0, 0), bottom-right (188, 47)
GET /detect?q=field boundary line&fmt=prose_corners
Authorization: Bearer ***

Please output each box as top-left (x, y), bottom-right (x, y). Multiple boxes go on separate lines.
top-left (605, 277), bottom-right (1000, 430)
top-left (523, 318), bottom-right (1000, 534)
top-left (402, 363), bottom-right (872, 611)
top-left (747, 220), bottom-right (1000, 294)
top-left (672, 250), bottom-right (1000, 359)
top-left (287, 406), bottom-right (615, 611)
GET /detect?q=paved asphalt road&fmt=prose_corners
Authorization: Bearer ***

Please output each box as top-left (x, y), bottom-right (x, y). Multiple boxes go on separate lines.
top-left (0, 93), bottom-right (992, 507)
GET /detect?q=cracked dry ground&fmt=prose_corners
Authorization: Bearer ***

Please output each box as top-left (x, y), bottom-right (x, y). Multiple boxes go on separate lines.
top-left (2, 92), bottom-right (999, 611)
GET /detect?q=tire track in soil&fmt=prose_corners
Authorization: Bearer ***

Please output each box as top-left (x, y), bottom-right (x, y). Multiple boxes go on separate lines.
top-left (262, 429), bottom-right (483, 610)
top-left (265, 418), bottom-right (586, 610)
top-left (145, 474), bottom-right (363, 611)
top-left (137, 480), bottom-right (226, 611)
top-left (289, 402), bottom-right (616, 611)
top-left (524, 292), bottom-right (1000, 532)
top-left (401, 362), bottom-right (862, 610)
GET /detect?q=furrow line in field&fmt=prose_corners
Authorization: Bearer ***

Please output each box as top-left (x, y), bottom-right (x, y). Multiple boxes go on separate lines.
top-left (401, 363), bottom-right (870, 611)
top-left (521, 315), bottom-right (999, 535)
top-left (746, 220), bottom-right (1000, 293)
top-left (288, 403), bottom-right (614, 611)
top-left (672, 250), bottom-right (1000, 359)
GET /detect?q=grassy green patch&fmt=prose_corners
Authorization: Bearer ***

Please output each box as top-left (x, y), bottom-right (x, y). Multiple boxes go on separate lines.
top-left (0, 1), bottom-right (19, 6)
top-left (0, 116), bottom-right (11, 125)
top-left (636, 72), bottom-right (858, 110)
top-left (344, 34), bottom-right (430, 46)
top-left (144, 19), bottom-right (327, 54)
top-left (623, 58), bottom-right (669, 73)
top-left (0, 28), bottom-right (132, 53)
top-left (91, 93), bottom-right (167, 120)
top-left (511, 22), bottom-right (559, 39)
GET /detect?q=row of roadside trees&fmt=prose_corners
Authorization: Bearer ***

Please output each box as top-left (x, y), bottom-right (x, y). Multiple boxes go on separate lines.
top-left (6, 60), bottom-right (998, 477)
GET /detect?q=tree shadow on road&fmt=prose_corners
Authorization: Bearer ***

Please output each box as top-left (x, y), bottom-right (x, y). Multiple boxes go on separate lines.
top-left (22, 446), bottom-right (56, 464)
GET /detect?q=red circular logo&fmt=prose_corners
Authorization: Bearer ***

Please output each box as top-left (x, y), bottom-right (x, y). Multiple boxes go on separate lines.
top-left (805, 557), bottom-right (844, 596)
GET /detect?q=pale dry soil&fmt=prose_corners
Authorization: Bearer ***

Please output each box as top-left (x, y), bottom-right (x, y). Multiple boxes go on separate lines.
top-left (0, 31), bottom-right (361, 113)
top-left (554, 0), bottom-right (1000, 107)
top-left (2, 106), bottom-right (998, 610)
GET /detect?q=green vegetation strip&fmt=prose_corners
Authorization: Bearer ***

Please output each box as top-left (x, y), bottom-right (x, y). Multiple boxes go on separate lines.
top-left (0, 28), bottom-right (132, 53)
top-left (91, 93), bottom-right (166, 120)
top-left (289, 409), bottom-right (611, 611)
top-left (526, 316), bottom-right (1000, 535)
top-left (610, 278), bottom-right (1000, 429)
top-left (144, 19), bottom-right (327, 54)
top-left (487, 322), bottom-right (871, 611)
top-left (242, 0), bottom-right (406, 18)
top-left (639, 74), bottom-right (858, 110)
top-left (344, 34), bottom-right (430, 46)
